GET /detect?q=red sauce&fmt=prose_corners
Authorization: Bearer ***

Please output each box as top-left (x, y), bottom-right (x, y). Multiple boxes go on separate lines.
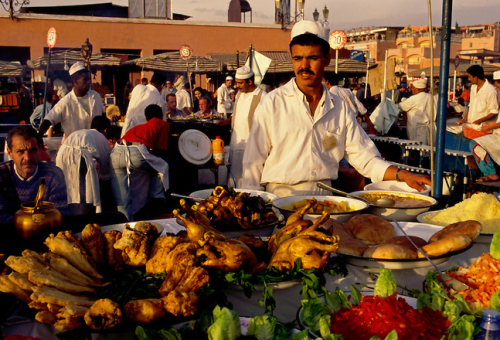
top-left (330, 294), bottom-right (450, 340)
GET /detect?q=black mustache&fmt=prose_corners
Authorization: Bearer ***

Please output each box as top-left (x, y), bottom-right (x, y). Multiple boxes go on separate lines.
top-left (298, 69), bottom-right (315, 75)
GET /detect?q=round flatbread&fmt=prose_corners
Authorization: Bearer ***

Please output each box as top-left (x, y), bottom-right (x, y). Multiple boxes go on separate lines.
top-left (429, 220), bottom-right (481, 243)
top-left (363, 244), bottom-right (416, 259)
top-left (382, 236), bottom-right (428, 257)
top-left (337, 238), bottom-right (369, 256)
top-left (344, 214), bottom-right (395, 245)
top-left (418, 234), bottom-right (472, 258)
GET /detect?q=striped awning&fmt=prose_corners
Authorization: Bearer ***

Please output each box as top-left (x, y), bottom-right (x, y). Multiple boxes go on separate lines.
top-left (0, 61), bottom-right (24, 77)
top-left (122, 52), bottom-right (222, 73)
top-left (408, 63), bottom-right (500, 78)
top-left (28, 50), bottom-right (122, 70)
top-left (206, 51), bottom-right (376, 74)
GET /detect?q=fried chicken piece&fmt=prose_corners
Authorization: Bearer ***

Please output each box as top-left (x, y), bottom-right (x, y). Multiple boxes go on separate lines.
top-left (54, 305), bottom-right (89, 331)
top-left (47, 303), bottom-right (63, 313)
top-left (237, 234), bottom-right (268, 261)
top-left (114, 223), bottom-right (158, 267)
top-left (269, 232), bottom-right (339, 271)
top-left (145, 235), bottom-right (185, 274)
top-left (43, 252), bottom-right (100, 287)
top-left (162, 290), bottom-right (198, 317)
top-left (0, 275), bottom-right (31, 303)
top-left (267, 220), bottom-right (313, 254)
top-left (180, 199), bottom-right (211, 226)
top-left (35, 310), bottom-right (57, 325)
top-left (163, 243), bottom-right (199, 274)
top-left (28, 271), bottom-right (96, 294)
top-left (21, 249), bottom-right (48, 265)
top-left (103, 230), bottom-right (123, 268)
top-left (285, 197), bottom-right (317, 225)
top-left (8, 272), bottom-right (35, 291)
top-left (45, 234), bottom-right (102, 279)
top-left (31, 286), bottom-right (96, 307)
top-left (5, 255), bottom-right (48, 274)
top-left (29, 301), bottom-right (49, 310)
top-left (176, 266), bottom-right (210, 293)
top-left (159, 253), bottom-right (197, 296)
top-left (81, 224), bottom-right (105, 265)
top-left (197, 239), bottom-right (257, 271)
top-left (56, 230), bottom-right (81, 244)
top-left (124, 298), bottom-right (165, 323)
top-left (84, 298), bottom-right (122, 331)
top-left (173, 209), bottom-right (223, 245)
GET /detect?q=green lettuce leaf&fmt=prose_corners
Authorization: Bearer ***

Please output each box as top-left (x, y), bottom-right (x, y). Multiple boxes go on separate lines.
top-left (208, 306), bottom-right (240, 340)
top-left (491, 231), bottom-right (500, 260)
top-left (350, 285), bottom-right (362, 305)
top-left (374, 268), bottom-right (396, 298)
top-left (319, 314), bottom-right (332, 339)
top-left (446, 314), bottom-right (476, 340)
top-left (443, 301), bottom-right (461, 323)
top-left (300, 297), bottom-right (327, 333)
top-left (290, 329), bottom-right (310, 340)
top-left (491, 291), bottom-right (500, 312)
top-left (247, 315), bottom-right (277, 340)
top-left (274, 321), bottom-right (297, 340)
top-left (335, 287), bottom-right (352, 309)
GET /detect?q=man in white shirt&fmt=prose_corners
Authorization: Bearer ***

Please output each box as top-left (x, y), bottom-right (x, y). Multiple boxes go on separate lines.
top-left (176, 82), bottom-right (193, 116)
top-left (120, 73), bottom-right (167, 137)
top-left (398, 78), bottom-right (436, 145)
top-left (227, 66), bottom-right (265, 188)
top-left (456, 65), bottom-right (499, 125)
top-left (193, 96), bottom-right (222, 118)
top-left (161, 78), bottom-right (177, 101)
top-left (217, 76), bottom-right (233, 117)
top-left (241, 21), bottom-right (430, 197)
top-left (38, 62), bottom-right (105, 138)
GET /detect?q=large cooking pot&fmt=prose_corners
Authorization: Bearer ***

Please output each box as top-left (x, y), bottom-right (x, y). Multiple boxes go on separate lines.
top-left (14, 178), bottom-right (62, 239)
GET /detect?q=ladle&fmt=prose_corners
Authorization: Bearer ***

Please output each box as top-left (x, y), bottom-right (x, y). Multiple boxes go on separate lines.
top-left (170, 193), bottom-right (203, 202)
top-left (316, 182), bottom-right (395, 206)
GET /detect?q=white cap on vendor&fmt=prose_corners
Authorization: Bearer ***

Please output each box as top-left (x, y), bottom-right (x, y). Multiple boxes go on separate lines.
top-left (69, 61), bottom-right (87, 76)
top-left (494, 70), bottom-right (500, 80)
top-left (235, 66), bottom-right (254, 80)
top-left (226, 76), bottom-right (233, 81)
top-left (413, 78), bottom-right (427, 89)
top-left (291, 20), bottom-right (330, 42)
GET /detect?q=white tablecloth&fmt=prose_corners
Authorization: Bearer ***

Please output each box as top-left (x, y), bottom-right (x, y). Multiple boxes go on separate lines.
top-left (1, 218), bottom-right (491, 338)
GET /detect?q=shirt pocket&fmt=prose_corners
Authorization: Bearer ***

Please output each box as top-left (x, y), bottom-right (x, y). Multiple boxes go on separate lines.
top-left (314, 126), bottom-right (345, 164)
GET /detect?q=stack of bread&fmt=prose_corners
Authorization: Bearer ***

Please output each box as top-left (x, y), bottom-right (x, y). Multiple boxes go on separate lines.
top-left (324, 214), bottom-right (481, 260)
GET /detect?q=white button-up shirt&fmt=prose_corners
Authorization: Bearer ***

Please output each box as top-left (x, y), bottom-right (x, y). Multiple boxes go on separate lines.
top-left (121, 84), bottom-right (167, 137)
top-left (176, 89), bottom-right (192, 112)
top-left (329, 86), bottom-right (367, 115)
top-left (45, 89), bottom-right (105, 137)
top-left (231, 87), bottom-right (265, 151)
top-left (242, 79), bottom-right (390, 190)
top-left (217, 84), bottom-right (231, 115)
top-left (468, 80), bottom-right (499, 123)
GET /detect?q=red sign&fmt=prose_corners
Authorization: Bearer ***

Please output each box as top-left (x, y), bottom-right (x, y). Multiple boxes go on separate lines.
top-left (179, 45), bottom-right (192, 60)
top-left (47, 27), bottom-right (57, 49)
top-left (455, 55), bottom-right (460, 69)
top-left (329, 30), bottom-right (347, 50)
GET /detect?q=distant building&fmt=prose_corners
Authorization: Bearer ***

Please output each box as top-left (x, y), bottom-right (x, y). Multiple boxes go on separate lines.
top-left (228, 0), bottom-right (252, 23)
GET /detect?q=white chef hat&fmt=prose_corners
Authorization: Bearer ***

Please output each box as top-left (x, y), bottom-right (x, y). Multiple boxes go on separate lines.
top-left (413, 78), bottom-right (427, 89)
top-left (291, 20), bottom-right (330, 42)
top-left (235, 66), bottom-right (254, 80)
top-left (494, 70), bottom-right (500, 80)
top-left (226, 76), bottom-right (233, 81)
top-left (69, 61), bottom-right (87, 76)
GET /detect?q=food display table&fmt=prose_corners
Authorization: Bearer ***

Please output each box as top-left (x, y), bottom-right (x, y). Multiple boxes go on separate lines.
top-left (369, 136), bottom-right (422, 164)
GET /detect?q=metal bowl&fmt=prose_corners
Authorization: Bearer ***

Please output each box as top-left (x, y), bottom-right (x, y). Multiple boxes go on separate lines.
top-left (271, 195), bottom-right (369, 222)
top-left (350, 190), bottom-right (438, 222)
top-left (364, 180), bottom-right (431, 196)
top-left (189, 188), bottom-right (279, 204)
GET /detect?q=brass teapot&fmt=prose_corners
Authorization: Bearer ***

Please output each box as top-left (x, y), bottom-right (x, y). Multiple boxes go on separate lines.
top-left (14, 178), bottom-right (62, 239)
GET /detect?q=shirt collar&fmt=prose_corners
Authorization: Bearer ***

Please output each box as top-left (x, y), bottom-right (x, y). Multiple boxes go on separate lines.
top-left (291, 79), bottom-right (327, 115)
top-left (14, 164), bottom-right (38, 182)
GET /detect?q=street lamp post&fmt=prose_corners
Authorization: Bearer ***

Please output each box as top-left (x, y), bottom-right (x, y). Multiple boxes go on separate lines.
top-left (1, 0), bottom-right (30, 19)
top-left (313, 8), bottom-right (319, 22)
top-left (322, 5), bottom-right (329, 22)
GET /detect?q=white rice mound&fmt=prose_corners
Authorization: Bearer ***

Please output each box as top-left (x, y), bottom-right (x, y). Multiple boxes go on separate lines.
top-left (422, 193), bottom-right (500, 234)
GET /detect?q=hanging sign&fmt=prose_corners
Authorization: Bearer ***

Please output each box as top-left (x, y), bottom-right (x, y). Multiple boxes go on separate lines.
top-left (329, 30), bottom-right (347, 50)
top-left (454, 55), bottom-right (460, 69)
top-left (179, 45), bottom-right (192, 60)
top-left (47, 27), bottom-right (57, 49)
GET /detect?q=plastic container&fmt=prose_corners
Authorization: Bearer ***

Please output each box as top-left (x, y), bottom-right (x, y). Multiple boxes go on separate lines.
top-left (476, 309), bottom-right (500, 340)
top-left (212, 136), bottom-right (225, 165)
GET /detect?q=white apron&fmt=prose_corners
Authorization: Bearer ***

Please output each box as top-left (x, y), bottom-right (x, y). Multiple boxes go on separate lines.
top-left (475, 131), bottom-right (500, 165)
top-left (266, 179), bottom-right (332, 198)
top-left (56, 144), bottom-right (102, 212)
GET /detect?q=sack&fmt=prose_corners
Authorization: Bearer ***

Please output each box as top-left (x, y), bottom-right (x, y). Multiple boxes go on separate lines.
top-left (463, 125), bottom-right (489, 139)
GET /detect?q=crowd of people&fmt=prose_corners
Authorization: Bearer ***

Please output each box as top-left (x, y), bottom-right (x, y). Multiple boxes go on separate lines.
top-left (2, 20), bottom-right (499, 225)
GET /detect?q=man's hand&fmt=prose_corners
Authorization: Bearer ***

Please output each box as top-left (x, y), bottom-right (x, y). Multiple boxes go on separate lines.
top-left (398, 170), bottom-right (432, 192)
top-left (454, 119), bottom-right (465, 125)
top-left (218, 118), bottom-right (231, 126)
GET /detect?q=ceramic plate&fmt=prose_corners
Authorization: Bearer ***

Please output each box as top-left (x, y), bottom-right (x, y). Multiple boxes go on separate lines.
top-left (189, 188), bottom-right (279, 203)
top-left (341, 222), bottom-right (473, 270)
top-left (178, 129), bottom-right (212, 165)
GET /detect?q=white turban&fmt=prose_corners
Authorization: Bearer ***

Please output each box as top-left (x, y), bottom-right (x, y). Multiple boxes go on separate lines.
top-left (494, 70), bottom-right (500, 80)
top-left (235, 66), bottom-right (254, 80)
top-left (69, 61), bottom-right (86, 76)
top-left (226, 76), bottom-right (233, 81)
top-left (413, 78), bottom-right (427, 89)
top-left (291, 20), bottom-right (330, 42)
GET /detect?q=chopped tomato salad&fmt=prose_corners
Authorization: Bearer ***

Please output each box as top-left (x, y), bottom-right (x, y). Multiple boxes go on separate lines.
top-left (330, 293), bottom-right (450, 340)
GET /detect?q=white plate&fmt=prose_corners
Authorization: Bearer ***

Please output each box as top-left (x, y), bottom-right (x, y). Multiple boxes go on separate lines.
top-left (364, 181), bottom-right (431, 196)
top-left (297, 292), bottom-right (417, 338)
top-left (341, 222), bottom-right (472, 270)
top-left (178, 129), bottom-right (212, 165)
top-left (99, 221), bottom-right (164, 235)
top-left (189, 188), bottom-right (279, 203)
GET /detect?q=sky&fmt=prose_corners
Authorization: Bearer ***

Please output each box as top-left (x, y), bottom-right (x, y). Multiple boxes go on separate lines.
top-left (16, 0), bottom-right (500, 30)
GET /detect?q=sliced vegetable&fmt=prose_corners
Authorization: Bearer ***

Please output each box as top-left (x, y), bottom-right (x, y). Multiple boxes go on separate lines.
top-left (374, 268), bottom-right (396, 298)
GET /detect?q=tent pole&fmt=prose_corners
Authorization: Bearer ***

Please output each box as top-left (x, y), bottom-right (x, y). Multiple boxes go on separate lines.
top-left (428, 0), bottom-right (435, 196)
top-left (434, 0), bottom-right (453, 199)
top-left (41, 48), bottom-right (52, 123)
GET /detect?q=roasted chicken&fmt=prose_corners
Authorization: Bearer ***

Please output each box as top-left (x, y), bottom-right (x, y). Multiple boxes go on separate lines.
top-left (197, 238), bottom-right (258, 271)
top-left (159, 252), bottom-right (197, 296)
top-left (173, 209), bottom-right (223, 245)
top-left (145, 235), bottom-right (186, 274)
top-left (84, 298), bottom-right (122, 331)
top-left (114, 222), bottom-right (158, 267)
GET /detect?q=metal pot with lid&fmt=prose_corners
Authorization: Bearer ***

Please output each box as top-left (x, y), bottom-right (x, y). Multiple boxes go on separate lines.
top-left (14, 178), bottom-right (62, 239)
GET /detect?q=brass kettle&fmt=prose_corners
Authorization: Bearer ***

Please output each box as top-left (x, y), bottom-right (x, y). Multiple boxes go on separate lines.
top-left (14, 178), bottom-right (62, 239)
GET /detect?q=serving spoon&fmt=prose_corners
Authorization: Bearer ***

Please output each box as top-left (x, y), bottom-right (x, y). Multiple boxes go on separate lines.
top-left (393, 220), bottom-right (469, 292)
top-left (170, 193), bottom-right (203, 202)
top-left (316, 182), bottom-right (395, 206)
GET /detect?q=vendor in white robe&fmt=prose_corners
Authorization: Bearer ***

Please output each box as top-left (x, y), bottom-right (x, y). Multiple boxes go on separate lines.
top-left (56, 116), bottom-right (111, 215)
top-left (469, 70), bottom-right (500, 183)
top-left (398, 78), bottom-right (436, 145)
top-left (38, 62), bottom-right (105, 138)
top-left (227, 66), bottom-right (266, 188)
top-left (241, 20), bottom-right (431, 197)
top-left (121, 73), bottom-right (167, 137)
top-left (217, 76), bottom-right (233, 118)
